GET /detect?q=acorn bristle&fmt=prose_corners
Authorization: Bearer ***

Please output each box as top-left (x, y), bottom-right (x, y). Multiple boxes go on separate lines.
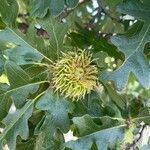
top-left (52, 50), bottom-right (98, 100)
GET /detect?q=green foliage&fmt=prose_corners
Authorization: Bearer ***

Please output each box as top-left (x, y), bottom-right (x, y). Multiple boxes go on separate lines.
top-left (0, 101), bottom-right (33, 149)
top-left (65, 125), bottom-right (125, 150)
top-left (37, 18), bottom-right (70, 60)
top-left (0, 0), bottom-right (149, 149)
top-left (31, 0), bottom-right (79, 17)
top-left (102, 0), bottom-right (150, 90)
top-left (35, 90), bottom-right (74, 149)
top-left (0, 0), bottom-right (18, 26)
top-left (0, 28), bottom-right (43, 65)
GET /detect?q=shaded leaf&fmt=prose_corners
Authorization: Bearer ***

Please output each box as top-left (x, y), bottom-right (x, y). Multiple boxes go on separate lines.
top-left (0, 17), bottom-right (6, 29)
top-left (117, 0), bottom-right (150, 21)
top-left (0, 55), bottom-right (5, 76)
top-left (72, 114), bottom-right (125, 137)
top-left (31, 0), bottom-right (79, 17)
top-left (36, 90), bottom-right (74, 132)
top-left (35, 114), bottom-right (64, 150)
top-left (31, 0), bottom-right (51, 18)
top-left (16, 138), bottom-right (35, 150)
top-left (65, 125), bottom-right (125, 150)
top-left (0, 61), bottom-right (48, 120)
top-left (38, 18), bottom-right (69, 60)
top-left (66, 0), bottom-right (79, 8)
top-left (69, 25), bottom-right (123, 60)
top-left (0, 28), bottom-right (43, 65)
top-left (102, 0), bottom-right (150, 90)
top-left (50, 0), bottom-right (65, 16)
top-left (0, 100), bottom-right (33, 150)
top-left (133, 108), bottom-right (150, 124)
top-left (0, 0), bottom-right (18, 26)
top-left (103, 83), bottom-right (126, 109)
top-left (35, 90), bottom-right (74, 149)
top-left (5, 61), bottom-right (30, 89)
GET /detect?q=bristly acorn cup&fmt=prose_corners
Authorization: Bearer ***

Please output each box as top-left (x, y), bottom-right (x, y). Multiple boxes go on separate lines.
top-left (52, 50), bottom-right (98, 100)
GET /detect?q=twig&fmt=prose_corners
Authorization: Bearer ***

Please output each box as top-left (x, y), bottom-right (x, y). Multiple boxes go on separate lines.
top-left (84, 1), bottom-right (121, 39)
top-left (125, 123), bottom-right (147, 150)
top-left (97, 0), bottom-right (121, 22)
top-left (58, 0), bottom-right (91, 20)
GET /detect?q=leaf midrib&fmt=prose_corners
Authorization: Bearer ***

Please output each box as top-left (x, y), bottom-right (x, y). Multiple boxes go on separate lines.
top-left (0, 101), bottom-right (33, 141)
top-left (8, 63), bottom-right (30, 85)
top-left (116, 24), bottom-right (150, 70)
top-left (50, 20), bottom-right (59, 58)
top-left (132, 115), bottom-right (150, 121)
top-left (0, 80), bottom-right (49, 97)
top-left (67, 124), bottom-right (126, 141)
top-left (7, 28), bottom-right (52, 63)
top-left (0, 90), bottom-right (47, 141)
top-left (126, 24), bottom-right (150, 60)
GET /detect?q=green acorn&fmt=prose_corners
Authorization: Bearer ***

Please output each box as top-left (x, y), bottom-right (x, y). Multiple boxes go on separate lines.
top-left (52, 50), bottom-right (98, 100)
